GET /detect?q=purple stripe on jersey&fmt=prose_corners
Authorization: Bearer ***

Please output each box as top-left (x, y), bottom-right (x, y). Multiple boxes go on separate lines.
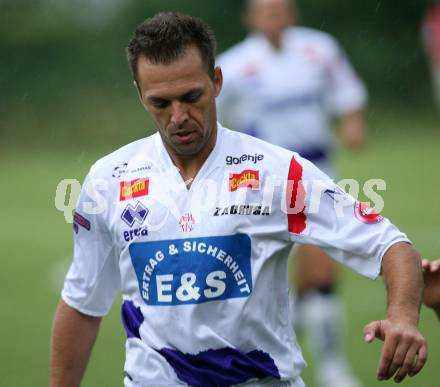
top-left (297, 147), bottom-right (328, 163)
top-left (121, 300), bottom-right (144, 339)
top-left (264, 92), bottom-right (321, 111)
top-left (242, 122), bottom-right (258, 138)
top-left (157, 347), bottom-right (280, 387)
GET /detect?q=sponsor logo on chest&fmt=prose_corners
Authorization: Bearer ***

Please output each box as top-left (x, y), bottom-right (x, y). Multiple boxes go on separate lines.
top-left (112, 161), bottom-right (152, 178)
top-left (120, 178), bottom-right (149, 201)
top-left (229, 170), bottom-right (260, 192)
top-left (129, 234), bottom-right (253, 306)
top-left (121, 201), bottom-right (149, 241)
top-left (225, 154), bottom-right (264, 165)
top-left (213, 204), bottom-right (271, 216)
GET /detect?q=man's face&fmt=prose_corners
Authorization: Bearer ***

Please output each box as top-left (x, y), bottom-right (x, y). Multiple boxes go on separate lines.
top-left (246, 0), bottom-right (294, 39)
top-left (136, 46), bottom-right (222, 160)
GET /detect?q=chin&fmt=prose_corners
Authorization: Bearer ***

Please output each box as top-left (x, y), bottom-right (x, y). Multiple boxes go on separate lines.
top-left (174, 143), bottom-right (200, 156)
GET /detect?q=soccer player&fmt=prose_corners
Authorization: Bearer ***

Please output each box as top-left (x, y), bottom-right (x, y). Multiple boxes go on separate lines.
top-left (422, 259), bottom-right (440, 320)
top-left (217, 1), bottom-right (367, 385)
top-left (50, 12), bottom-right (427, 387)
top-left (422, 2), bottom-right (440, 109)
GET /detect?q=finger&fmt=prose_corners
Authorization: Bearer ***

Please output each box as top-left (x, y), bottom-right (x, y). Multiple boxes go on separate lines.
top-left (377, 333), bottom-right (398, 380)
top-left (364, 320), bottom-right (381, 342)
top-left (393, 343), bottom-right (418, 383)
top-left (421, 259), bottom-right (430, 270)
top-left (386, 339), bottom-right (411, 381)
top-left (431, 260), bottom-right (440, 272)
top-left (410, 343), bottom-right (428, 377)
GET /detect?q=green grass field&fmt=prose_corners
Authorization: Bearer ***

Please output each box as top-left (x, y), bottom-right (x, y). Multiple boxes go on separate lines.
top-left (1, 110), bottom-right (439, 386)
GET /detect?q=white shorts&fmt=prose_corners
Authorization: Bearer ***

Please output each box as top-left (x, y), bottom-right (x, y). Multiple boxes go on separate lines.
top-left (234, 376), bottom-right (306, 386)
top-left (124, 376), bottom-right (306, 387)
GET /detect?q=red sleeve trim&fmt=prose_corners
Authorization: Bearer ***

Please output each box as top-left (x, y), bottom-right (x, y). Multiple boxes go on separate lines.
top-left (287, 155), bottom-right (307, 234)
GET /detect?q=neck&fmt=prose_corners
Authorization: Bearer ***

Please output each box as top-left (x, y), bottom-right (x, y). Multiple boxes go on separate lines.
top-left (165, 124), bottom-right (217, 188)
top-left (267, 34), bottom-right (283, 50)
top-left (172, 155), bottom-right (206, 188)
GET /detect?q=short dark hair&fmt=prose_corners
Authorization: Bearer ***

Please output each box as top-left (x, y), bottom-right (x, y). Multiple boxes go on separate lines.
top-left (127, 12), bottom-right (217, 81)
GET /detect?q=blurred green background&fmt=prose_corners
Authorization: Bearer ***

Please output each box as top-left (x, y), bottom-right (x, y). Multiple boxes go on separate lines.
top-left (1, 0), bottom-right (439, 386)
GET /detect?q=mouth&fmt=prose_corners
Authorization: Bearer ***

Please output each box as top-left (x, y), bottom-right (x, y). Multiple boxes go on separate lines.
top-left (173, 130), bottom-right (196, 143)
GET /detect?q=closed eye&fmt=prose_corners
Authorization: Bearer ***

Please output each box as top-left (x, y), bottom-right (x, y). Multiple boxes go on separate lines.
top-left (180, 90), bottom-right (203, 104)
top-left (149, 97), bottom-right (170, 109)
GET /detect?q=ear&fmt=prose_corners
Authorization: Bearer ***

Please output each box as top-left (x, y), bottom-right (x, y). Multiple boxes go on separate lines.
top-left (133, 80), bottom-right (141, 97)
top-left (213, 67), bottom-right (223, 97)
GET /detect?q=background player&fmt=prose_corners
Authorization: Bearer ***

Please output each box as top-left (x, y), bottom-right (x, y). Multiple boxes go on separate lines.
top-left (217, 1), bottom-right (367, 386)
top-left (422, 1), bottom-right (440, 109)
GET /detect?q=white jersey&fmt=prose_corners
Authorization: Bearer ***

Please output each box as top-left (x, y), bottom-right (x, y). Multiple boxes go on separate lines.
top-left (63, 124), bottom-right (407, 387)
top-left (217, 27), bottom-right (367, 167)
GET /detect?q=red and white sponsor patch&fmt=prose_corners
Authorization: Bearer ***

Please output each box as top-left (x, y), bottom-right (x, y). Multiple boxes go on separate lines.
top-left (354, 201), bottom-right (384, 224)
top-left (119, 178), bottom-right (149, 201)
top-left (229, 170), bottom-right (260, 192)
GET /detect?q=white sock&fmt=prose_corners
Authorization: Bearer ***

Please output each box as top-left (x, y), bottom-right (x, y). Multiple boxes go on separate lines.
top-left (296, 290), bottom-right (361, 387)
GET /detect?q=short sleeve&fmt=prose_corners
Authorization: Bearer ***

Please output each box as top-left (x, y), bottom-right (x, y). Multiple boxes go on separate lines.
top-left (323, 40), bottom-right (368, 115)
top-left (285, 154), bottom-right (410, 279)
top-left (62, 172), bottom-right (120, 316)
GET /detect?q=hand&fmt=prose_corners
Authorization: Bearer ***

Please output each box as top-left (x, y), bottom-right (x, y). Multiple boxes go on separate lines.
top-left (422, 259), bottom-right (440, 312)
top-left (339, 110), bottom-right (366, 151)
top-left (363, 319), bottom-right (427, 383)
top-left (341, 124), bottom-right (365, 151)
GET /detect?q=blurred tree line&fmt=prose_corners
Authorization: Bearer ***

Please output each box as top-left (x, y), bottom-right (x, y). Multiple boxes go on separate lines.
top-left (0, 0), bottom-right (436, 149)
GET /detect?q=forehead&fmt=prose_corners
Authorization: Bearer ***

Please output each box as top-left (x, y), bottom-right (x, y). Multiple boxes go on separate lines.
top-left (249, 0), bottom-right (290, 11)
top-left (136, 46), bottom-right (210, 99)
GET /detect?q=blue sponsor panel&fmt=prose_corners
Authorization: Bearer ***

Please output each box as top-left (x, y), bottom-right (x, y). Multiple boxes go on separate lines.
top-left (129, 234), bottom-right (252, 306)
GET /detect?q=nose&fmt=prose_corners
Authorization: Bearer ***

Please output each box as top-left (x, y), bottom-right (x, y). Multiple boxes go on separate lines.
top-left (170, 101), bottom-right (189, 127)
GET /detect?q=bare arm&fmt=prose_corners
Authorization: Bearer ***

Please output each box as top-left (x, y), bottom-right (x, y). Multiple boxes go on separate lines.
top-left (383, 242), bottom-right (423, 326)
top-left (50, 299), bottom-right (102, 387)
top-left (422, 259), bottom-right (440, 320)
top-left (338, 109), bottom-right (366, 151)
top-left (363, 242), bottom-right (427, 383)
